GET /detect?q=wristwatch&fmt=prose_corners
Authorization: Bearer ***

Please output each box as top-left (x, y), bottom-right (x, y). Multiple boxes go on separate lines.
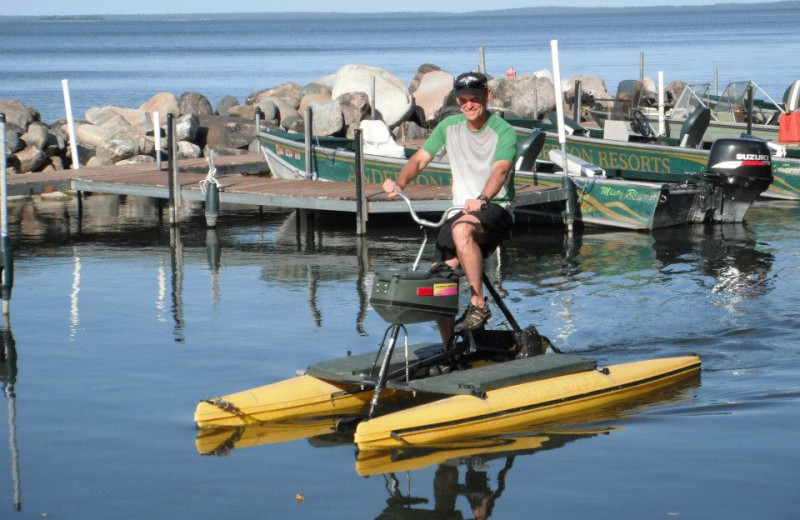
top-left (477, 194), bottom-right (489, 203)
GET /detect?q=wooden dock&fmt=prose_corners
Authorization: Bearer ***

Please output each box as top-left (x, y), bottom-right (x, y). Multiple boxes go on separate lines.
top-left (7, 153), bottom-right (566, 216)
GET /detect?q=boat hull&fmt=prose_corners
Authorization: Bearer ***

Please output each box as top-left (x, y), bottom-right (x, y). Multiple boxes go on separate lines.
top-left (353, 355), bottom-right (701, 451)
top-left (513, 124), bottom-right (799, 201)
top-left (194, 374), bottom-right (403, 429)
top-left (258, 130), bottom-right (699, 230)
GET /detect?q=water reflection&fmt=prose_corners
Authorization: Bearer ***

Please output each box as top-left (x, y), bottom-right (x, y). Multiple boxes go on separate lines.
top-left (0, 320), bottom-right (21, 512)
top-left (652, 223), bottom-right (775, 298)
top-left (358, 430), bottom-right (604, 520)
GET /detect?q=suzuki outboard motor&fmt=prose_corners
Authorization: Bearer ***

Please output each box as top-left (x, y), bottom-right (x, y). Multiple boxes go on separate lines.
top-left (690, 137), bottom-right (773, 223)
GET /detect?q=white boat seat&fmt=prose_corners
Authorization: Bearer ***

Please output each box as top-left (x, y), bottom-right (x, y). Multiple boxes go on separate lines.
top-left (783, 80), bottom-right (800, 113)
top-left (360, 120), bottom-right (406, 158)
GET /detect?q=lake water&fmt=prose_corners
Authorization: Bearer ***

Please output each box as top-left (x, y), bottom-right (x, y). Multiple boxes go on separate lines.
top-left (0, 193), bottom-right (798, 519)
top-left (1, 5), bottom-right (800, 123)
top-left (1, 5), bottom-right (800, 519)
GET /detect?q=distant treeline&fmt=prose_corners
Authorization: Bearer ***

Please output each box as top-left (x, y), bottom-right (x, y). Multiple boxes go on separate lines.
top-left (0, 1), bottom-right (797, 22)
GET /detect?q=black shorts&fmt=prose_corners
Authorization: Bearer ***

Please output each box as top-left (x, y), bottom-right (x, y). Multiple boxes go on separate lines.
top-left (433, 203), bottom-right (513, 262)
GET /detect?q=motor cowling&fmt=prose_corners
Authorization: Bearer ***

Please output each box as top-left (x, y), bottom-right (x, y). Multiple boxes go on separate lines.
top-left (705, 138), bottom-right (773, 193)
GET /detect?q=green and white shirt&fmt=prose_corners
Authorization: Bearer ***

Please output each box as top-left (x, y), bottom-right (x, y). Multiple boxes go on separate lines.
top-left (422, 113), bottom-right (517, 209)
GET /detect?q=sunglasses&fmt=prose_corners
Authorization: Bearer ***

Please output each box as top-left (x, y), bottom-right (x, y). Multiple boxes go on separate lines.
top-left (455, 75), bottom-right (487, 90)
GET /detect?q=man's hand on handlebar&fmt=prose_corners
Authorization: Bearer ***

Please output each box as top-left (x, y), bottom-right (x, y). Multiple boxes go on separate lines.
top-left (383, 179), bottom-right (402, 198)
top-left (464, 198), bottom-right (488, 214)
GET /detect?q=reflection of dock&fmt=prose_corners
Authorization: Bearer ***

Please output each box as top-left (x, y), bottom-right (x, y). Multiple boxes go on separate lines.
top-left (7, 154), bottom-right (564, 215)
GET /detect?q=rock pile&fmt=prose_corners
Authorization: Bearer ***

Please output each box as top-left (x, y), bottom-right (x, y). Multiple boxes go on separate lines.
top-left (1, 63), bottom-right (673, 175)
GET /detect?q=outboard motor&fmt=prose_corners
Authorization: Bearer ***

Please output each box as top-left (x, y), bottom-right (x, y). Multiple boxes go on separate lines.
top-left (691, 137), bottom-right (773, 223)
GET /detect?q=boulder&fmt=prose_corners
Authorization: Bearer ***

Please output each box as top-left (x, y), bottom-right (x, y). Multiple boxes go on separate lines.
top-left (3, 127), bottom-right (23, 154)
top-left (255, 100), bottom-right (280, 125)
top-left (246, 82), bottom-right (304, 109)
top-left (299, 92), bottom-right (332, 116)
top-left (309, 99), bottom-right (343, 136)
top-left (0, 100), bottom-right (39, 130)
top-left (197, 115), bottom-right (259, 150)
top-left (139, 93), bottom-right (179, 125)
top-left (488, 74), bottom-right (556, 119)
top-left (332, 64), bottom-right (413, 126)
top-left (86, 156), bottom-right (114, 167)
top-left (303, 82), bottom-right (332, 98)
top-left (77, 123), bottom-right (105, 148)
top-left (411, 69), bottom-right (454, 124)
top-left (409, 63), bottom-right (446, 93)
top-left (562, 75), bottom-right (610, 105)
top-left (281, 115), bottom-right (305, 133)
top-left (21, 122), bottom-right (51, 151)
top-left (44, 129), bottom-right (66, 157)
top-left (116, 155), bottom-right (155, 165)
top-left (14, 146), bottom-right (47, 173)
top-left (337, 91), bottom-right (370, 128)
top-left (178, 92), bottom-right (214, 116)
top-left (96, 126), bottom-right (141, 162)
top-left (228, 104), bottom-right (257, 120)
top-left (177, 141), bottom-right (202, 159)
top-left (216, 95), bottom-right (239, 116)
top-left (311, 74), bottom-right (336, 89)
top-left (175, 114), bottom-right (199, 142)
top-left (46, 155), bottom-right (66, 171)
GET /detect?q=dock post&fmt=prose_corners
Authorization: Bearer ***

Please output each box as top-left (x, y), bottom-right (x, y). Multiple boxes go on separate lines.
top-left (255, 107), bottom-right (262, 132)
top-left (639, 52), bottom-right (644, 86)
top-left (171, 116), bottom-right (181, 223)
top-left (550, 40), bottom-right (576, 232)
top-left (304, 106), bottom-right (315, 179)
top-left (745, 84), bottom-right (754, 135)
top-left (573, 80), bottom-right (582, 121)
top-left (61, 79), bottom-right (83, 211)
top-left (166, 114), bottom-right (177, 225)
top-left (658, 71), bottom-right (666, 136)
top-left (370, 76), bottom-right (376, 120)
top-left (354, 128), bottom-right (367, 235)
top-left (153, 111), bottom-right (162, 170)
top-left (0, 114), bottom-right (13, 315)
top-left (713, 67), bottom-right (719, 96)
top-left (479, 46), bottom-right (486, 74)
top-left (203, 152), bottom-right (219, 228)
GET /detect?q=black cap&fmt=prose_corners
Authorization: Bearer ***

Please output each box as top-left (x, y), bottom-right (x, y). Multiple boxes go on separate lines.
top-left (454, 72), bottom-right (489, 98)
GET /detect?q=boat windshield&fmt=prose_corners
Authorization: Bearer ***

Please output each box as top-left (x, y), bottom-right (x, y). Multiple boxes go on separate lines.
top-left (610, 80), bottom-right (643, 120)
top-left (710, 81), bottom-right (783, 124)
top-left (671, 83), bottom-right (711, 120)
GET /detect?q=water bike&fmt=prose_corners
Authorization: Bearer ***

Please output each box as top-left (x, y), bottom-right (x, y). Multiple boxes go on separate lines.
top-left (194, 192), bottom-right (700, 451)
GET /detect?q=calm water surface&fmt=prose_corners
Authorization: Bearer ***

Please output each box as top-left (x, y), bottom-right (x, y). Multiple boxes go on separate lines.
top-left (1, 5), bottom-right (800, 122)
top-left (0, 194), bottom-right (797, 518)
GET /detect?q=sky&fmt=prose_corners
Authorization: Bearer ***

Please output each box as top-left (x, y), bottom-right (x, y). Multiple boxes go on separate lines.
top-left (3, 0), bottom-right (782, 16)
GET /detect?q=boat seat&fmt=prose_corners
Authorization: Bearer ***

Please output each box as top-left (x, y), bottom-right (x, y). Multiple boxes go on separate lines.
top-left (407, 353), bottom-right (597, 397)
top-left (783, 80), bottom-right (800, 113)
top-left (515, 129), bottom-right (546, 171)
top-left (679, 106), bottom-right (711, 148)
top-left (360, 120), bottom-right (406, 158)
top-left (306, 343), bottom-right (443, 383)
top-left (548, 111), bottom-right (588, 136)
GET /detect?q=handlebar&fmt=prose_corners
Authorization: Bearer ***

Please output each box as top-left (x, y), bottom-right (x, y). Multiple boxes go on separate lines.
top-left (393, 190), bottom-right (462, 229)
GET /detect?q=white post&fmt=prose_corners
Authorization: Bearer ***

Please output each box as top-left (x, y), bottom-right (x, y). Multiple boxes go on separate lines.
top-left (550, 41), bottom-right (567, 153)
top-left (153, 111), bottom-right (162, 170)
top-left (550, 39), bottom-right (575, 232)
top-left (658, 71), bottom-right (666, 137)
top-left (61, 79), bottom-right (80, 170)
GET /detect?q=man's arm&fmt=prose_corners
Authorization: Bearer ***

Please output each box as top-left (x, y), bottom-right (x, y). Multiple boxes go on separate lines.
top-left (383, 148), bottom-right (433, 196)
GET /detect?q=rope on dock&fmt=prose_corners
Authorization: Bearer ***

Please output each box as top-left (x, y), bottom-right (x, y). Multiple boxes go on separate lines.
top-left (198, 151), bottom-right (222, 194)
